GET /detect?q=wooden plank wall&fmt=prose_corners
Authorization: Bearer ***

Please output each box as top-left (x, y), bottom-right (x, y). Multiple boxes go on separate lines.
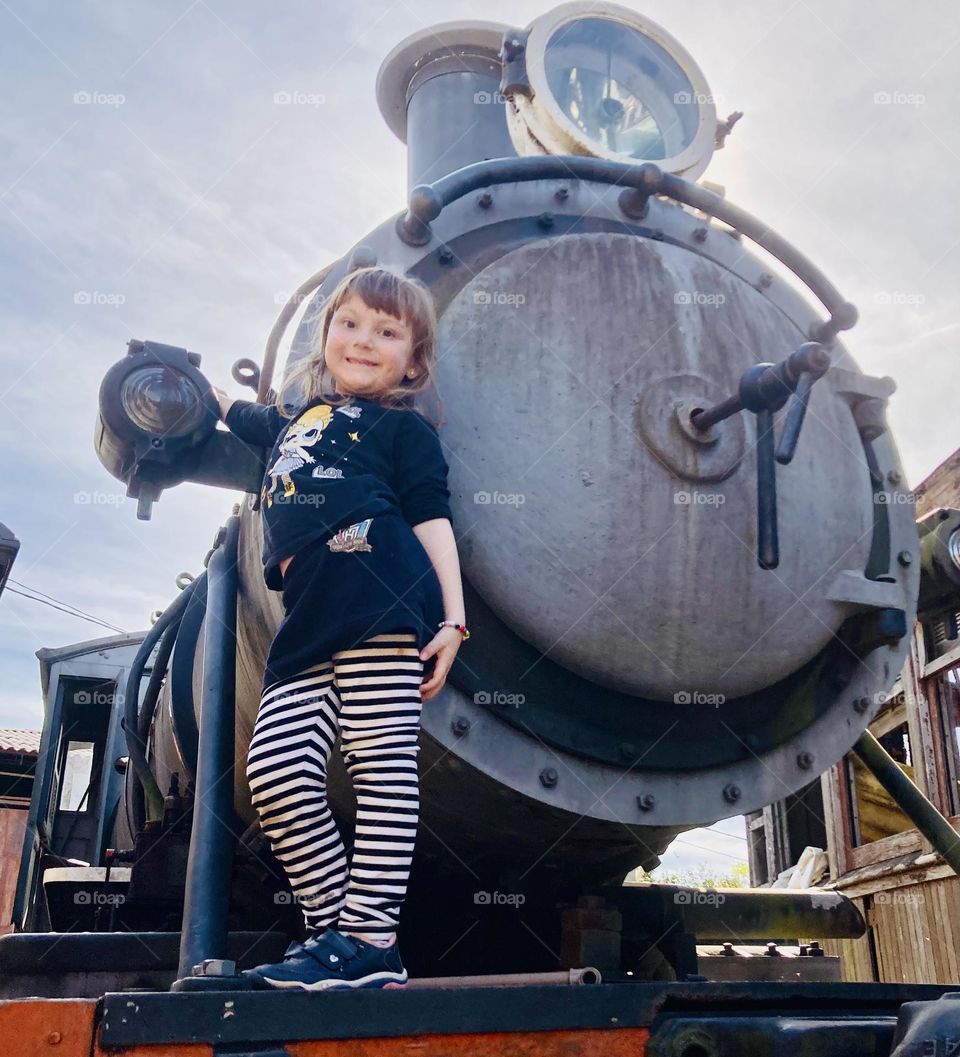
top-left (0, 808), bottom-right (27, 935)
top-left (821, 877), bottom-right (960, 983)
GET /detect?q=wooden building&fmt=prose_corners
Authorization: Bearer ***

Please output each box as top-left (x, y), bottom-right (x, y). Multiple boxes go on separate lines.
top-left (0, 730), bottom-right (40, 937)
top-left (750, 450), bottom-right (960, 982)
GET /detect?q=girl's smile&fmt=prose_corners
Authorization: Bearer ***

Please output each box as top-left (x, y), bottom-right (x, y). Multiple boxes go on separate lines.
top-left (325, 293), bottom-right (418, 397)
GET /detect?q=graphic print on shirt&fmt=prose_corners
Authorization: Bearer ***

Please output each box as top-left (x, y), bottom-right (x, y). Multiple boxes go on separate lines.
top-left (262, 403), bottom-right (362, 507)
top-left (327, 518), bottom-right (374, 553)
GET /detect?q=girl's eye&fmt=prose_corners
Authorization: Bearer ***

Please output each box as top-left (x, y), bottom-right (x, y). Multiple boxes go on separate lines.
top-left (381, 329), bottom-right (395, 338)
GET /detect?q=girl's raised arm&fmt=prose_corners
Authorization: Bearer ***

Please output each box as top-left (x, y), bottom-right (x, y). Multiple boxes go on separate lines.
top-left (215, 388), bottom-right (286, 448)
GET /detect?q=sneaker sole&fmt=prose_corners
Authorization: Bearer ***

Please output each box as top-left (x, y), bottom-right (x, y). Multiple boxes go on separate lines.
top-left (258, 971), bottom-right (408, 992)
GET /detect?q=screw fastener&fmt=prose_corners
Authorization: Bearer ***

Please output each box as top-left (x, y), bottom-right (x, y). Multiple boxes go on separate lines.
top-left (723, 783), bottom-right (741, 803)
top-left (539, 767), bottom-right (558, 788)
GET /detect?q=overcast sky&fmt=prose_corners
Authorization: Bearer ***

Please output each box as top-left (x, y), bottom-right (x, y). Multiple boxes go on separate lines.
top-left (1, 0), bottom-right (957, 879)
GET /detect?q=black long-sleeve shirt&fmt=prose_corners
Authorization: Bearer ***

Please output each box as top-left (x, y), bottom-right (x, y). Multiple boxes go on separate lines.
top-left (224, 395), bottom-right (452, 592)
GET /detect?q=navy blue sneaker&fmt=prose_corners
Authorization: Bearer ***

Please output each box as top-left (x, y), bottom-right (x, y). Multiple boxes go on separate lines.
top-left (245, 928), bottom-right (408, 991)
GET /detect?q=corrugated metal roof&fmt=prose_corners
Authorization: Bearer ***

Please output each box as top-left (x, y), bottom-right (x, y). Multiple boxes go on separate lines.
top-left (0, 729), bottom-right (41, 755)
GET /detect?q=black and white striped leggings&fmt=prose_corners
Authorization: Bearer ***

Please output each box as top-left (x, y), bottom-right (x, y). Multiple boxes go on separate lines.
top-left (247, 631), bottom-right (423, 936)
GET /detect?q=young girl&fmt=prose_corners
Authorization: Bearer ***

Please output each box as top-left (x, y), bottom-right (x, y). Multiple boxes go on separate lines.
top-left (215, 266), bottom-right (467, 991)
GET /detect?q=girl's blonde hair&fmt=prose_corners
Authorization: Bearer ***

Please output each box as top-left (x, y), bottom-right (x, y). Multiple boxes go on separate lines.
top-left (276, 266), bottom-right (444, 427)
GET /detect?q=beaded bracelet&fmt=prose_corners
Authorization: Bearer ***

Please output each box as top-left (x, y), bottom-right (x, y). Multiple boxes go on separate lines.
top-left (438, 620), bottom-right (470, 640)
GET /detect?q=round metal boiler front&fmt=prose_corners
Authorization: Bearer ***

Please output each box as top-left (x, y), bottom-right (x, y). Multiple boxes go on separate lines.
top-left (436, 231), bottom-right (872, 701)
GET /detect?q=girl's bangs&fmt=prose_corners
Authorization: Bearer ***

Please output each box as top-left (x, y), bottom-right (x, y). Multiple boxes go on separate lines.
top-left (334, 270), bottom-right (420, 330)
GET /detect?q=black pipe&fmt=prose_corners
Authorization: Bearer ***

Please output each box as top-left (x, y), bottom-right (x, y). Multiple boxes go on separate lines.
top-left (168, 572), bottom-right (208, 783)
top-left (129, 609), bottom-right (187, 833)
top-left (175, 515), bottom-right (240, 984)
top-left (397, 157), bottom-right (857, 335)
top-left (123, 580), bottom-right (198, 825)
top-left (853, 731), bottom-right (960, 876)
top-left (137, 610), bottom-right (185, 747)
top-left (618, 884), bottom-right (865, 940)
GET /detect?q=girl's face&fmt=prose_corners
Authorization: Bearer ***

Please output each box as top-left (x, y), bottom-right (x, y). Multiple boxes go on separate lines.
top-left (323, 292), bottom-right (418, 399)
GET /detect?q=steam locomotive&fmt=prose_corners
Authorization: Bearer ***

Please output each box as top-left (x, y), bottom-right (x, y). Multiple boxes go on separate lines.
top-left (4, 4), bottom-right (957, 1054)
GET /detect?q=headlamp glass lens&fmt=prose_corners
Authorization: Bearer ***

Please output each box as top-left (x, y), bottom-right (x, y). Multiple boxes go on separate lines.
top-left (120, 366), bottom-right (205, 437)
top-left (545, 17), bottom-right (700, 160)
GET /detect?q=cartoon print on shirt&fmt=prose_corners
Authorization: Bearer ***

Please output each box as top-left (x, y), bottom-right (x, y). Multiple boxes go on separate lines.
top-left (263, 404), bottom-right (334, 507)
top-left (327, 518), bottom-right (373, 553)
top-left (262, 403), bottom-right (363, 506)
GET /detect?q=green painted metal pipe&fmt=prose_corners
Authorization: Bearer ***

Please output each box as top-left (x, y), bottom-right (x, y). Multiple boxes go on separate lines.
top-left (853, 730), bottom-right (960, 876)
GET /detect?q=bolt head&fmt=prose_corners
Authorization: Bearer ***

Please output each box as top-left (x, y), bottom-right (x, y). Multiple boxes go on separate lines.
top-left (539, 767), bottom-right (558, 788)
top-left (637, 793), bottom-right (656, 812)
top-left (797, 751), bottom-right (815, 769)
top-left (723, 783), bottom-right (741, 803)
top-left (897, 550), bottom-right (912, 567)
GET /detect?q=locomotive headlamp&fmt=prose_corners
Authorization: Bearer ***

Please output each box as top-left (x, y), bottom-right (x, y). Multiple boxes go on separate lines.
top-left (96, 340), bottom-right (219, 520)
top-left (949, 527), bottom-right (960, 571)
top-left (502, 2), bottom-right (717, 181)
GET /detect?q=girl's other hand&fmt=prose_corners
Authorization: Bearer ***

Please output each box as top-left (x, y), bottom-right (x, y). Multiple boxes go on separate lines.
top-left (213, 386), bottom-right (234, 420)
top-left (418, 626), bottom-right (463, 702)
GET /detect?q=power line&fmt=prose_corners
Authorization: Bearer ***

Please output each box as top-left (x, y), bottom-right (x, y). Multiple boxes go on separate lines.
top-left (7, 578), bottom-right (127, 632)
top-left (5, 584), bottom-right (126, 634)
top-left (672, 838), bottom-right (748, 863)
